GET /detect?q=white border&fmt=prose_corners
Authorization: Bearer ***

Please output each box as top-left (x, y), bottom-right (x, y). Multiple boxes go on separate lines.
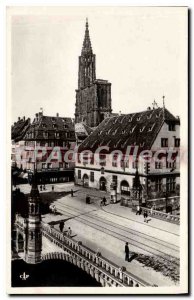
top-left (1, 0), bottom-right (192, 298)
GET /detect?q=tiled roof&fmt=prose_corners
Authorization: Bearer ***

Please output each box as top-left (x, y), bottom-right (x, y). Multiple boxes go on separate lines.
top-left (24, 114), bottom-right (75, 141)
top-left (78, 107), bottom-right (180, 152)
top-left (11, 118), bottom-right (31, 141)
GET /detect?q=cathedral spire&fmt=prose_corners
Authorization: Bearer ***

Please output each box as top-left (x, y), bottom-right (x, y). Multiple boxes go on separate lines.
top-left (82, 18), bottom-right (93, 55)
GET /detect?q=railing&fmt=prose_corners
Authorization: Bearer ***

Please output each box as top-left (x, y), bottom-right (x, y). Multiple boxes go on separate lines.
top-left (42, 223), bottom-right (150, 287)
top-left (140, 207), bottom-right (180, 225)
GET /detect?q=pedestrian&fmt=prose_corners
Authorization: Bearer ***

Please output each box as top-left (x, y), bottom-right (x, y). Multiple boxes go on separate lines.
top-left (40, 185), bottom-right (42, 191)
top-left (43, 184), bottom-right (46, 190)
top-left (103, 196), bottom-right (106, 206)
top-left (67, 227), bottom-right (72, 237)
top-left (144, 210), bottom-right (148, 223)
top-left (150, 206), bottom-right (153, 216)
top-left (136, 205), bottom-right (140, 215)
top-left (71, 189), bottom-right (74, 197)
top-left (125, 242), bottom-right (130, 262)
top-left (52, 205), bottom-right (57, 214)
top-left (52, 185), bottom-right (54, 191)
top-left (59, 221), bottom-right (64, 232)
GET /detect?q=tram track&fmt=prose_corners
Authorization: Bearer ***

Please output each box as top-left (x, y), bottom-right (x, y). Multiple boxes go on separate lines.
top-left (55, 201), bottom-right (179, 265)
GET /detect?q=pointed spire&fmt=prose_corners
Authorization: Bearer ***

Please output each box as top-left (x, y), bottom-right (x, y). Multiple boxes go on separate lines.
top-left (162, 95), bottom-right (166, 121)
top-left (82, 18), bottom-right (93, 55)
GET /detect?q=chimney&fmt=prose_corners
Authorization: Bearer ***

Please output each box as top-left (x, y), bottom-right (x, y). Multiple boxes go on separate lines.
top-left (23, 116), bottom-right (25, 121)
top-left (18, 117), bottom-right (20, 121)
top-left (56, 113), bottom-right (59, 117)
top-left (119, 111), bottom-right (122, 116)
top-left (147, 106), bottom-right (151, 111)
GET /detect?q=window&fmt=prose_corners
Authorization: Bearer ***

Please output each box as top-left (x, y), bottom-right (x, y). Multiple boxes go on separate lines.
top-left (90, 172), bottom-right (94, 182)
top-left (43, 132), bottom-right (48, 138)
top-left (155, 162), bottom-right (163, 169)
top-left (140, 126), bottom-right (145, 132)
top-left (55, 132), bottom-right (60, 138)
top-left (155, 178), bottom-right (162, 192)
top-left (59, 162), bottom-right (63, 169)
top-left (48, 163), bottom-right (52, 169)
top-left (161, 138), bottom-right (168, 147)
top-left (175, 138), bottom-right (180, 147)
top-left (166, 161), bottom-right (176, 169)
top-left (120, 157), bottom-right (129, 168)
top-left (99, 154), bottom-right (106, 166)
top-left (112, 154), bottom-right (118, 167)
top-left (168, 123), bottom-right (175, 131)
top-left (132, 161), bottom-right (138, 169)
top-left (166, 178), bottom-right (176, 192)
top-left (78, 170), bottom-right (81, 179)
top-left (148, 124), bottom-right (155, 132)
top-left (42, 163), bottom-right (46, 169)
top-left (112, 175), bottom-right (117, 186)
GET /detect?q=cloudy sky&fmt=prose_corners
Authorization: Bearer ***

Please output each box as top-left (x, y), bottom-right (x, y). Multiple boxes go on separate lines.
top-left (10, 6), bottom-right (187, 122)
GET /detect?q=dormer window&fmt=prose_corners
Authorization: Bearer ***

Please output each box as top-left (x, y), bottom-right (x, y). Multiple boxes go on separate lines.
top-left (53, 124), bottom-right (58, 129)
top-left (113, 128), bottom-right (118, 135)
top-left (147, 114), bottom-right (152, 119)
top-left (55, 132), bottom-right (60, 138)
top-left (51, 117), bottom-right (55, 122)
top-left (130, 126), bottom-right (136, 133)
top-left (98, 130), bottom-right (103, 136)
top-left (113, 118), bottom-right (118, 124)
top-left (168, 123), bottom-right (175, 131)
top-left (140, 142), bottom-right (145, 147)
top-left (64, 124), bottom-right (68, 129)
top-left (137, 116), bottom-right (141, 121)
top-left (42, 123), bottom-right (46, 128)
top-left (148, 124), bottom-right (155, 132)
top-left (140, 126), bottom-right (145, 133)
top-left (122, 129), bottom-right (126, 134)
top-left (44, 132), bottom-right (48, 138)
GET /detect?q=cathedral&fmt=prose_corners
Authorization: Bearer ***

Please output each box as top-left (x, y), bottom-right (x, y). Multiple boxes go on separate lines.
top-left (75, 19), bottom-right (112, 128)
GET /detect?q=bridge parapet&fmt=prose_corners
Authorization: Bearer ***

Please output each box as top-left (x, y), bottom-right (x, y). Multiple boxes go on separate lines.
top-left (42, 223), bottom-right (150, 287)
top-left (140, 207), bottom-right (180, 225)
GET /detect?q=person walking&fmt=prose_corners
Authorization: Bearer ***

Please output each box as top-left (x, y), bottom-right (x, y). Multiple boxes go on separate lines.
top-left (59, 221), bottom-right (64, 232)
top-left (125, 242), bottom-right (130, 262)
top-left (67, 227), bottom-right (72, 237)
top-left (103, 196), bottom-right (106, 206)
top-left (71, 189), bottom-right (74, 197)
top-left (136, 205), bottom-right (140, 215)
top-left (40, 185), bottom-right (42, 191)
top-left (144, 210), bottom-right (148, 223)
top-left (52, 185), bottom-right (54, 191)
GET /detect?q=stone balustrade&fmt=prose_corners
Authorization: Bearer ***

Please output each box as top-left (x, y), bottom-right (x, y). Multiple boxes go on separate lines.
top-left (42, 223), bottom-right (149, 287)
top-left (140, 207), bottom-right (180, 225)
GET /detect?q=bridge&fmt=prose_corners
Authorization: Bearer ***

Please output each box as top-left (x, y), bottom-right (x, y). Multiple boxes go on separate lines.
top-left (14, 214), bottom-right (149, 287)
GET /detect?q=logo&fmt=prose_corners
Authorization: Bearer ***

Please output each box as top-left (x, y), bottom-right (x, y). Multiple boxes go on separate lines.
top-left (19, 272), bottom-right (29, 280)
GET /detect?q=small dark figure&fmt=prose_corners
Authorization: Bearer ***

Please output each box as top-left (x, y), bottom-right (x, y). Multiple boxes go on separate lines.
top-left (71, 189), bottom-right (74, 197)
top-left (103, 197), bottom-right (106, 206)
top-left (86, 195), bottom-right (90, 204)
top-left (43, 184), bottom-right (46, 190)
top-left (52, 185), bottom-right (54, 191)
top-left (144, 211), bottom-right (148, 223)
top-left (125, 242), bottom-right (130, 262)
top-left (40, 185), bottom-right (42, 191)
top-left (59, 221), bottom-right (64, 232)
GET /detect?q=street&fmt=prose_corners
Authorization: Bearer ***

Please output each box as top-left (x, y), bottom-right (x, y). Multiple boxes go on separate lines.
top-left (18, 182), bottom-right (180, 286)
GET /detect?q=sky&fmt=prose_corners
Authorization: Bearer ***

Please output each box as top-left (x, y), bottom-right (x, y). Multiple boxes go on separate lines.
top-left (10, 6), bottom-right (187, 123)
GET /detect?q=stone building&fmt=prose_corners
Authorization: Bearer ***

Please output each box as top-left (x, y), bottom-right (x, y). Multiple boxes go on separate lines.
top-left (75, 105), bottom-right (180, 209)
top-left (12, 112), bottom-right (76, 183)
top-left (75, 19), bottom-right (112, 128)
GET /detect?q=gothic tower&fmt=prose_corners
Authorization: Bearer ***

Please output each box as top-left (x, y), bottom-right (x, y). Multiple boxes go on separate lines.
top-left (25, 174), bottom-right (42, 264)
top-left (75, 19), bottom-right (112, 128)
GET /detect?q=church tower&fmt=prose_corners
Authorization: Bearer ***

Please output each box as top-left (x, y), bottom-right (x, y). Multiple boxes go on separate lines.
top-left (25, 174), bottom-right (42, 264)
top-left (75, 19), bottom-right (112, 128)
top-left (78, 19), bottom-right (96, 89)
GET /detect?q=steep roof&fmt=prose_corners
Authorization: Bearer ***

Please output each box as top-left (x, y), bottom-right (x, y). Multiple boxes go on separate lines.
top-left (78, 107), bottom-right (180, 152)
top-left (24, 114), bottom-right (75, 141)
top-left (11, 118), bottom-right (31, 142)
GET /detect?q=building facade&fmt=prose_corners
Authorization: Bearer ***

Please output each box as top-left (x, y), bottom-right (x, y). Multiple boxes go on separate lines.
top-left (12, 112), bottom-right (76, 183)
top-left (75, 106), bottom-right (180, 208)
top-left (75, 20), bottom-right (112, 128)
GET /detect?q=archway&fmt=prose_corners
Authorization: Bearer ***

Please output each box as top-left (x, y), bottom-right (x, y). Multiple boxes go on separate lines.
top-left (120, 180), bottom-right (130, 196)
top-left (99, 177), bottom-right (107, 191)
top-left (83, 174), bottom-right (89, 187)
